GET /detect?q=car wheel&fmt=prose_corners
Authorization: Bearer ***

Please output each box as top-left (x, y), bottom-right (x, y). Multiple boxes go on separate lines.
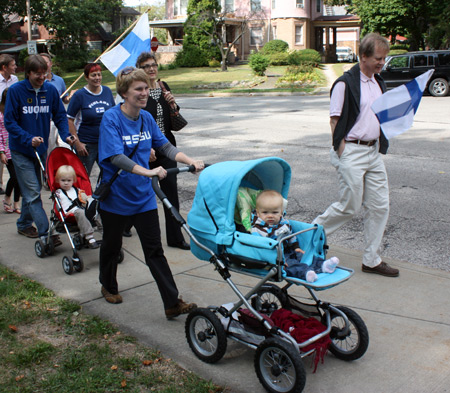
top-left (428, 78), bottom-right (449, 97)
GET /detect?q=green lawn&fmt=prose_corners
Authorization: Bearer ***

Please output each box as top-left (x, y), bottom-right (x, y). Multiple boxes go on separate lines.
top-left (62, 64), bottom-right (327, 95)
top-left (0, 265), bottom-right (223, 393)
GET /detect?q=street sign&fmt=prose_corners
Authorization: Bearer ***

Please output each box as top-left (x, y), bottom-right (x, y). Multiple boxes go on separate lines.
top-left (27, 40), bottom-right (37, 55)
top-left (151, 37), bottom-right (159, 52)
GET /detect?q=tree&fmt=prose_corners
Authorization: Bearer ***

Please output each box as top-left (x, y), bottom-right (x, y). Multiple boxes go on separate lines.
top-left (135, 1), bottom-right (167, 44)
top-left (0, 0), bottom-right (26, 40)
top-left (181, 0), bottom-right (222, 67)
top-left (0, 0), bottom-right (121, 68)
top-left (183, 0), bottom-right (267, 71)
top-left (324, 0), bottom-right (450, 50)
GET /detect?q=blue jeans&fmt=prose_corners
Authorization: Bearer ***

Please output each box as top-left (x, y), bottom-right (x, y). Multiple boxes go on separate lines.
top-left (11, 150), bottom-right (49, 236)
top-left (78, 142), bottom-right (98, 176)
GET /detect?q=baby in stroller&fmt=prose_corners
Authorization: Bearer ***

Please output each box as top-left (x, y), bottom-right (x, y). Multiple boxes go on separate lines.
top-left (251, 190), bottom-right (339, 282)
top-left (55, 165), bottom-right (99, 249)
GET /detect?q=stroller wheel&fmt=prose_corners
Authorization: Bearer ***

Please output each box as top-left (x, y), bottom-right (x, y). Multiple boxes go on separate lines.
top-left (73, 255), bottom-right (84, 272)
top-left (46, 237), bottom-right (55, 256)
top-left (255, 337), bottom-right (306, 393)
top-left (325, 306), bottom-right (369, 361)
top-left (251, 284), bottom-right (289, 315)
top-left (185, 308), bottom-right (227, 364)
top-left (62, 256), bottom-right (74, 275)
top-left (35, 240), bottom-right (46, 258)
top-left (117, 248), bottom-right (125, 264)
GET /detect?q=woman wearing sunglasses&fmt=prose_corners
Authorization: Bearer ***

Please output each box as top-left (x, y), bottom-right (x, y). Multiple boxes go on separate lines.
top-left (97, 66), bottom-right (204, 319)
top-left (126, 52), bottom-right (190, 250)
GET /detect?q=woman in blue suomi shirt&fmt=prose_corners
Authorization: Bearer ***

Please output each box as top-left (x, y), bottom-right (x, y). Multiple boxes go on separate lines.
top-left (97, 67), bottom-right (204, 319)
top-left (67, 63), bottom-right (115, 175)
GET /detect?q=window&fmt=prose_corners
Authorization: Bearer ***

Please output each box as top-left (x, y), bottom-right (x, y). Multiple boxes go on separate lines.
top-left (438, 53), bottom-right (450, 66)
top-left (225, 0), bottom-right (234, 12)
top-left (174, 0), bottom-right (188, 16)
top-left (388, 56), bottom-right (410, 69)
top-left (295, 25), bottom-right (303, 45)
top-left (316, 0), bottom-right (321, 13)
top-left (251, 0), bottom-right (262, 11)
top-left (31, 24), bottom-right (39, 38)
top-left (413, 55), bottom-right (434, 67)
top-left (296, 0), bottom-right (304, 8)
top-left (272, 0), bottom-right (276, 8)
top-left (250, 27), bottom-right (263, 46)
top-left (273, 25), bottom-right (277, 40)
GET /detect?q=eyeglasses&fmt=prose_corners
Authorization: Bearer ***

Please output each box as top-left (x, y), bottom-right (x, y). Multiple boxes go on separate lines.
top-left (120, 66), bottom-right (135, 76)
top-left (140, 63), bottom-right (158, 70)
top-left (32, 72), bottom-right (49, 78)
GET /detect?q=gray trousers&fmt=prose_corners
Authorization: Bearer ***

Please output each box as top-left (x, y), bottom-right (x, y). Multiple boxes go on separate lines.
top-left (313, 143), bottom-right (389, 267)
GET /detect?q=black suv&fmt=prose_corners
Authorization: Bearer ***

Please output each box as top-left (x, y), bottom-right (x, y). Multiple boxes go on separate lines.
top-left (380, 50), bottom-right (450, 97)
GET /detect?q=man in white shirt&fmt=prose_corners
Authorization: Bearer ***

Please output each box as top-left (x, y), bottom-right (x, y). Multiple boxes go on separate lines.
top-left (0, 54), bottom-right (18, 96)
top-left (0, 54), bottom-right (19, 194)
top-left (313, 33), bottom-right (399, 278)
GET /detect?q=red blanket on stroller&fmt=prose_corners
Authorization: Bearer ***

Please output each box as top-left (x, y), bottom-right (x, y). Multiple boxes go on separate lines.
top-left (271, 309), bottom-right (331, 372)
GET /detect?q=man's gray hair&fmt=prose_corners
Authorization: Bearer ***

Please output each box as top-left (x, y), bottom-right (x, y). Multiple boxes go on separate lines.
top-left (359, 33), bottom-right (390, 58)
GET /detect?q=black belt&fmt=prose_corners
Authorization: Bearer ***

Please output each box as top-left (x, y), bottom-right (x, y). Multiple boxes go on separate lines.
top-left (346, 139), bottom-right (377, 147)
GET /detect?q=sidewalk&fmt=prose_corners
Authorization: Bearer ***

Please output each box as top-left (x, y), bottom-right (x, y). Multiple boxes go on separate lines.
top-left (1, 192), bottom-right (450, 392)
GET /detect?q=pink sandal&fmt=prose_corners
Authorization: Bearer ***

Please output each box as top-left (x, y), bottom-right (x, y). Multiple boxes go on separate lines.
top-left (3, 200), bottom-right (14, 213)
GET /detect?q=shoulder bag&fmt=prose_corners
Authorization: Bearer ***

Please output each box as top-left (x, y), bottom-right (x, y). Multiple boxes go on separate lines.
top-left (158, 81), bottom-right (188, 131)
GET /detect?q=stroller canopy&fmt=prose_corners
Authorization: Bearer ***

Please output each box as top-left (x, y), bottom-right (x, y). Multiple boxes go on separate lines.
top-left (188, 157), bottom-right (291, 247)
top-left (46, 147), bottom-right (92, 194)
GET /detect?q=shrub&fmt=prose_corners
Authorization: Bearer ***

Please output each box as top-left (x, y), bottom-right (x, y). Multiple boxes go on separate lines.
top-left (18, 48), bottom-right (29, 68)
top-left (53, 45), bottom-right (89, 72)
top-left (287, 49), bottom-right (321, 67)
top-left (388, 49), bottom-right (408, 56)
top-left (249, 53), bottom-right (270, 76)
top-left (390, 44), bottom-right (409, 50)
top-left (208, 59), bottom-right (221, 68)
top-left (175, 46), bottom-right (209, 67)
top-left (285, 64), bottom-right (315, 75)
top-left (267, 52), bottom-right (289, 66)
top-left (260, 39), bottom-right (289, 55)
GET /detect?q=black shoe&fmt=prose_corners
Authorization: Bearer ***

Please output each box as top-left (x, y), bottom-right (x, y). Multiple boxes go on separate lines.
top-left (123, 230), bottom-right (132, 237)
top-left (168, 240), bottom-right (190, 250)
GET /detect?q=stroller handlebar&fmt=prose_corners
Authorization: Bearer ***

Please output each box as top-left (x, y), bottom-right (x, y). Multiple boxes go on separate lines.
top-left (151, 164), bottom-right (210, 200)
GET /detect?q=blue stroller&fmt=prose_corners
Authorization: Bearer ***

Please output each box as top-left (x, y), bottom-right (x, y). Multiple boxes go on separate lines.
top-left (153, 157), bottom-right (369, 393)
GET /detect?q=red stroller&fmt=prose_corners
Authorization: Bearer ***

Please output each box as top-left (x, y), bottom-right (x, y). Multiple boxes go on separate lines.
top-left (36, 147), bottom-right (123, 274)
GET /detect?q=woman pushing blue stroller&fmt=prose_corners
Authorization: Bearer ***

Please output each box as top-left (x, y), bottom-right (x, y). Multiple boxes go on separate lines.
top-left (153, 157), bottom-right (369, 393)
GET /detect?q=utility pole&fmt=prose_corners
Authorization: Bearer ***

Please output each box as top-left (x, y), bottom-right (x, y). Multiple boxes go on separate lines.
top-left (26, 0), bottom-right (32, 40)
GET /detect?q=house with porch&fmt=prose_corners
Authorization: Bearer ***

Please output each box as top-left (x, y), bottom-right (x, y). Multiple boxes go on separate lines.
top-left (153, 0), bottom-right (361, 63)
top-left (0, 8), bottom-right (140, 60)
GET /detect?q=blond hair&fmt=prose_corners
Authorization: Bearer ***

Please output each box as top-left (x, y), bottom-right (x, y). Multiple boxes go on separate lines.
top-left (255, 190), bottom-right (284, 210)
top-left (116, 67), bottom-right (149, 98)
top-left (55, 165), bottom-right (77, 183)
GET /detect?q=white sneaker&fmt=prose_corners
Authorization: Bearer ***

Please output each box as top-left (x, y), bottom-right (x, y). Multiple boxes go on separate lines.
top-left (322, 257), bottom-right (339, 273)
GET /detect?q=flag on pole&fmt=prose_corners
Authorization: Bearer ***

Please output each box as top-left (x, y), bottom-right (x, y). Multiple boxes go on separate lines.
top-left (371, 69), bottom-right (434, 139)
top-left (100, 13), bottom-right (150, 76)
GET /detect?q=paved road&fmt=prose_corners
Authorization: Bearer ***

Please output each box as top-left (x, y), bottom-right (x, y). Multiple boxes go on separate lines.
top-left (173, 94), bottom-right (450, 272)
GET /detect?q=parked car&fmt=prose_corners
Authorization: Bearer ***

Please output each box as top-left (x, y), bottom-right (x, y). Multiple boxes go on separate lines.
top-left (380, 50), bottom-right (450, 97)
top-left (336, 47), bottom-right (354, 62)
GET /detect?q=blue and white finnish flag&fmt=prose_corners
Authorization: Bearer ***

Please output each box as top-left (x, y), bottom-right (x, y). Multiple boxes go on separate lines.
top-left (371, 69), bottom-right (434, 139)
top-left (100, 13), bottom-right (150, 76)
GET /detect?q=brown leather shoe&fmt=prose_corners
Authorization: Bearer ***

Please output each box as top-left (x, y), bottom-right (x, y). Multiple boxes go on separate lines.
top-left (101, 286), bottom-right (123, 304)
top-left (362, 262), bottom-right (399, 277)
top-left (165, 298), bottom-right (197, 319)
top-left (17, 226), bottom-right (39, 238)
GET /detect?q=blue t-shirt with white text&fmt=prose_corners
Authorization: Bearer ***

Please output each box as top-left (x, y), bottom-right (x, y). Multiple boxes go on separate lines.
top-left (67, 86), bottom-right (115, 143)
top-left (98, 104), bottom-right (169, 215)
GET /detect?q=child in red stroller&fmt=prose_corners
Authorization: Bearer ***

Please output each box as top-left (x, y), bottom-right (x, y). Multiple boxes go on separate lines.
top-left (36, 147), bottom-right (112, 274)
